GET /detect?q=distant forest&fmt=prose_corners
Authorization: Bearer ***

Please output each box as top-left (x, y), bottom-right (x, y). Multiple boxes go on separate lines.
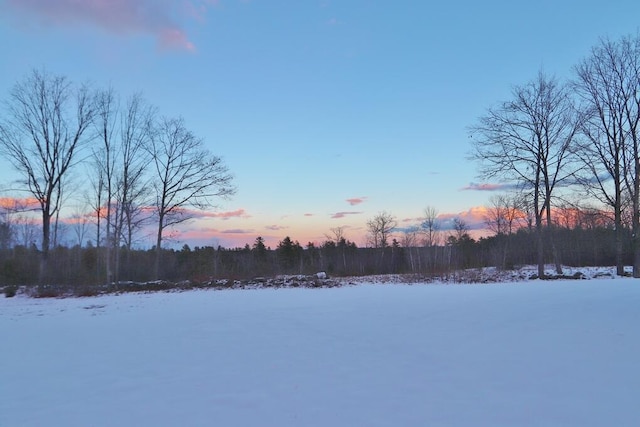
top-left (0, 217), bottom-right (627, 288)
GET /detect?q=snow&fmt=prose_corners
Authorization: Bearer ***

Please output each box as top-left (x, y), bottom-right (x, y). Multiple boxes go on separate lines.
top-left (1, 279), bottom-right (639, 426)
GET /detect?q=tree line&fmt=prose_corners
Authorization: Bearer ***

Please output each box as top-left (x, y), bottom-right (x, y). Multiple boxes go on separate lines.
top-left (0, 205), bottom-right (626, 287)
top-left (470, 32), bottom-right (640, 278)
top-left (0, 69), bottom-right (235, 284)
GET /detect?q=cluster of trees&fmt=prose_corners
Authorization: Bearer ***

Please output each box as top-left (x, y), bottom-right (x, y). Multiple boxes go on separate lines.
top-left (0, 69), bottom-right (235, 284)
top-left (470, 33), bottom-right (640, 278)
top-left (0, 202), bottom-right (626, 286)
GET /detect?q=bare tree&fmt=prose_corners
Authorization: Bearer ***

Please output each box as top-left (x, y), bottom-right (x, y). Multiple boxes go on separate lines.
top-left (470, 70), bottom-right (578, 277)
top-left (450, 217), bottom-right (470, 243)
top-left (366, 211), bottom-right (397, 249)
top-left (69, 207), bottom-right (90, 247)
top-left (86, 165), bottom-right (105, 279)
top-left (324, 226), bottom-right (346, 244)
top-left (147, 116), bottom-right (235, 278)
top-left (484, 193), bottom-right (526, 236)
top-left (93, 87), bottom-right (118, 284)
top-left (13, 215), bottom-right (39, 248)
top-left (573, 34), bottom-right (640, 276)
top-left (0, 69), bottom-right (94, 277)
top-left (90, 89), bottom-right (155, 284)
top-left (324, 226), bottom-right (349, 270)
top-left (401, 226), bottom-right (420, 272)
top-left (420, 206), bottom-right (441, 247)
top-left (400, 226), bottom-right (419, 247)
top-left (0, 197), bottom-right (39, 248)
top-left (113, 93), bottom-right (154, 283)
top-left (419, 206), bottom-right (441, 273)
top-left (484, 193), bottom-right (526, 269)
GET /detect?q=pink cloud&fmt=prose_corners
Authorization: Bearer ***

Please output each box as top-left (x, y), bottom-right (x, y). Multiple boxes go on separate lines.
top-left (438, 207), bottom-right (490, 230)
top-left (0, 197), bottom-right (41, 211)
top-left (461, 182), bottom-right (519, 191)
top-left (178, 226), bottom-right (219, 238)
top-left (221, 229), bottom-right (254, 234)
top-left (140, 207), bottom-right (250, 221)
top-left (331, 211), bottom-right (363, 219)
top-left (346, 197), bottom-right (367, 206)
top-left (188, 208), bottom-right (251, 220)
top-left (4, 0), bottom-right (210, 52)
top-left (209, 208), bottom-right (251, 220)
top-left (184, 0), bottom-right (219, 22)
top-left (402, 217), bottom-right (423, 223)
top-left (159, 28), bottom-right (195, 52)
top-left (265, 225), bottom-right (287, 231)
top-left (304, 213), bottom-right (314, 217)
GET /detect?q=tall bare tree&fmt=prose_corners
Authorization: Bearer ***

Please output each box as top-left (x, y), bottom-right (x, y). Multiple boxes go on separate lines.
top-left (113, 93), bottom-right (154, 283)
top-left (147, 116), bottom-right (235, 278)
top-left (573, 34), bottom-right (640, 276)
top-left (93, 87), bottom-right (118, 284)
top-left (366, 211), bottom-right (397, 249)
top-left (420, 206), bottom-right (441, 247)
top-left (90, 90), bottom-right (155, 284)
top-left (470, 71), bottom-right (578, 277)
top-left (0, 69), bottom-right (94, 277)
top-left (419, 206), bottom-right (441, 273)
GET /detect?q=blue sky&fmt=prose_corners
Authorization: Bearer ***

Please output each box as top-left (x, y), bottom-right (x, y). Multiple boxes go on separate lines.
top-left (1, 0), bottom-right (639, 248)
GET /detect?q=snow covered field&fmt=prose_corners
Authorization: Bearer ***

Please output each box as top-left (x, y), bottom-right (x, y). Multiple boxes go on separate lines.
top-left (1, 278), bottom-right (639, 426)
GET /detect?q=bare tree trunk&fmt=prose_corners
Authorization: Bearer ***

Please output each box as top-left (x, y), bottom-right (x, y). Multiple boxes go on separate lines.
top-left (155, 216), bottom-right (164, 280)
top-left (632, 154), bottom-right (640, 277)
top-left (615, 206), bottom-right (625, 276)
top-left (633, 230), bottom-right (640, 278)
top-left (95, 207), bottom-right (101, 281)
top-left (545, 206), bottom-right (563, 275)
top-left (40, 209), bottom-right (51, 282)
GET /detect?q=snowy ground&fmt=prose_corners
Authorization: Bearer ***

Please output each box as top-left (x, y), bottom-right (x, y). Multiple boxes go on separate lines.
top-left (1, 277), bottom-right (639, 426)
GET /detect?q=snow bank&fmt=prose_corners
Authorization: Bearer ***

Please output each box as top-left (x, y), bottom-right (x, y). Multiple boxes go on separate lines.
top-left (1, 279), bottom-right (639, 426)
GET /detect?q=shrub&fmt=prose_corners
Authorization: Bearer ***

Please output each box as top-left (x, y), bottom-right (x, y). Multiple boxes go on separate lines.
top-left (4, 285), bottom-right (17, 298)
top-left (75, 286), bottom-right (100, 297)
top-left (34, 284), bottom-right (64, 298)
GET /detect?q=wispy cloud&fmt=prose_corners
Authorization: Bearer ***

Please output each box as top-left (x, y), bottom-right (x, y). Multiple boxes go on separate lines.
top-left (331, 211), bottom-right (363, 219)
top-left (3, 0), bottom-right (218, 51)
top-left (394, 226), bottom-right (420, 234)
top-left (346, 197), bottom-right (367, 206)
top-left (0, 197), bottom-right (40, 211)
top-left (188, 208), bottom-right (251, 220)
top-left (401, 217), bottom-right (423, 223)
top-left (304, 213), bottom-right (314, 217)
top-left (178, 226), bottom-right (218, 239)
top-left (265, 225), bottom-right (287, 231)
top-left (221, 229), bottom-right (254, 234)
top-left (461, 182), bottom-right (520, 192)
